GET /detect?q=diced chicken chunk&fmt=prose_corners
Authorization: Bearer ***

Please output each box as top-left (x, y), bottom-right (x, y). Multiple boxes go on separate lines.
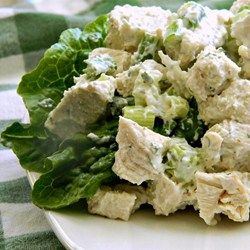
top-left (231, 8), bottom-right (250, 78)
top-left (196, 171), bottom-right (250, 225)
top-left (114, 184), bottom-right (148, 211)
top-left (88, 48), bottom-right (132, 75)
top-left (231, 12), bottom-right (250, 47)
top-left (230, 0), bottom-right (250, 14)
top-left (113, 116), bottom-right (201, 186)
top-left (201, 120), bottom-right (250, 172)
top-left (112, 117), bottom-right (170, 185)
top-left (147, 174), bottom-right (195, 216)
top-left (115, 59), bottom-right (166, 97)
top-left (160, 46), bottom-right (248, 125)
top-left (238, 45), bottom-right (250, 79)
top-left (164, 3), bottom-right (231, 68)
top-left (186, 46), bottom-right (240, 102)
top-left (45, 74), bottom-right (115, 138)
top-left (158, 51), bottom-right (190, 99)
top-left (87, 187), bottom-right (136, 221)
top-left (115, 64), bottom-right (140, 97)
top-left (105, 5), bottom-right (172, 52)
top-left (198, 79), bottom-right (250, 124)
top-left (87, 185), bottom-right (147, 221)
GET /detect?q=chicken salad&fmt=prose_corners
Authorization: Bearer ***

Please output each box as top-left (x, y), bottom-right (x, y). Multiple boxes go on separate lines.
top-left (1, 0), bottom-right (250, 226)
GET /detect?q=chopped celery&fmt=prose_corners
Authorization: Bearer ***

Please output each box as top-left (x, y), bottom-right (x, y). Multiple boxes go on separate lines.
top-left (233, 8), bottom-right (250, 23)
top-left (164, 139), bottom-right (202, 184)
top-left (166, 86), bottom-right (178, 96)
top-left (178, 1), bottom-right (206, 29)
top-left (238, 5), bottom-right (250, 13)
top-left (133, 34), bottom-right (159, 63)
top-left (123, 106), bottom-right (155, 129)
top-left (164, 20), bottom-right (183, 59)
top-left (160, 93), bottom-right (189, 120)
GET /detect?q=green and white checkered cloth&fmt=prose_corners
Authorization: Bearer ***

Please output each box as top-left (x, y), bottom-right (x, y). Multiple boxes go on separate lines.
top-left (0, 0), bottom-right (235, 249)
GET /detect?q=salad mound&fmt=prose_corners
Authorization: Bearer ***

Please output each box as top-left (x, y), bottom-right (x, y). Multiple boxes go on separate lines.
top-left (1, 0), bottom-right (250, 226)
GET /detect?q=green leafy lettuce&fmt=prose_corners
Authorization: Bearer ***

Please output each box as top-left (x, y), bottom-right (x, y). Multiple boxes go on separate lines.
top-left (32, 131), bottom-right (118, 209)
top-left (1, 15), bottom-right (108, 173)
top-left (1, 15), bottom-right (121, 210)
top-left (18, 15), bottom-right (108, 126)
top-left (1, 123), bottom-right (58, 173)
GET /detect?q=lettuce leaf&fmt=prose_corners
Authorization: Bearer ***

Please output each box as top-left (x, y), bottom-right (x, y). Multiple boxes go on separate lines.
top-left (32, 136), bottom-right (117, 209)
top-left (1, 123), bottom-right (59, 173)
top-left (173, 98), bottom-right (207, 146)
top-left (33, 170), bottom-right (116, 209)
top-left (18, 15), bottom-right (108, 126)
top-left (1, 15), bottom-right (108, 174)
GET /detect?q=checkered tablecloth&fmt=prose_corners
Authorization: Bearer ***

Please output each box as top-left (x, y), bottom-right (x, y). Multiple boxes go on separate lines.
top-left (0, 0), bottom-right (235, 249)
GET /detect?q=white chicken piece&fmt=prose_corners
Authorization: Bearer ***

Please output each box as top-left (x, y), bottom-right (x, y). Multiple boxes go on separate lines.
top-left (114, 184), bottom-right (148, 211)
top-left (164, 2), bottom-right (231, 68)
top-left (113, 116), bottom-right (202, 185)
top-left (201, 120), bottom-right (250, 172)
top-left (115, 64), bottom-right (140, 97)
top-left (105, 5), bottom-right (172, 52)
top-left (160, 46), bottom-right (249, 125)
top-left (45, 74), bottom-right (115, 139)
top-left (230, 0), bottom-right (250, 14)
top-left (231, 7), bottom-right (250, 78)
top-left (116, 59), bottom-right (189, 122)
top-left (115, 59), bottom-right (166, 97)
top-left (88, 48), bottom-right (132, 75)
top-left (198, 79), bottom-right (250, 124)
top-left (87, 185), bottom-right (147, 221)
top-left (186, 46), bottom-right (240, 102)
top-left (158, 51), bottom-right (190, 99)
top-left (196, 171), bottom-right (250, 225)
top-left (112, 117), bottom-right (170, 185)
top-left (147, 174), bottom-right (196, 216)
top-left (238, 45), bottom-right (250, 79)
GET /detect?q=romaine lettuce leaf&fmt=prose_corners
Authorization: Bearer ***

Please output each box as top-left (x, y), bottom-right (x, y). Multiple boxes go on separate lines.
top-left (32, 148), bottom-right (117, 209)
top-left (18, 15), bottom-right (108, 126)
top-left (1, 15), bottom-right (108, 174)
top-left (32, 134), bottom-right (117, 209)
top-left (1, 123), bottom-right (59, 173)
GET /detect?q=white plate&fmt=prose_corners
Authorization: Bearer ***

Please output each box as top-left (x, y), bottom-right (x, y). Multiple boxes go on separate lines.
top-left (27, 171), bottom-right (250, 250)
